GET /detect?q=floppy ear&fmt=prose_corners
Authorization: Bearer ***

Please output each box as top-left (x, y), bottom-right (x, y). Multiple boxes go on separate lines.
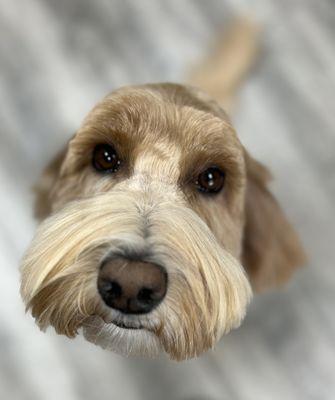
top-left (34, 147), bottom-right (67, 220)
top-left (242, 151), bottom-right (306, 291)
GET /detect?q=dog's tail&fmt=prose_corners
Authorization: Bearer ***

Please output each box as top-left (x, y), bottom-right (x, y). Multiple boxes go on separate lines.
top-left (188, 17), bottom-right (260, 113)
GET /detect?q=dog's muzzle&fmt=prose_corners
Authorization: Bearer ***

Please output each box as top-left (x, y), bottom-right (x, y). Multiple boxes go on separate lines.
top-left (20, 185), bottom-right (252, 360)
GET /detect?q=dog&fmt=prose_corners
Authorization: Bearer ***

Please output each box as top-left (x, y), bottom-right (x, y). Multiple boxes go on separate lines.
top-left (20, 21), bottom-right (305, 361)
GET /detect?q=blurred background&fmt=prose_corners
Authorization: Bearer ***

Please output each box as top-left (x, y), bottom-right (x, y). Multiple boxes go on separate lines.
top-left (1, 0), bottom-right (335, 399)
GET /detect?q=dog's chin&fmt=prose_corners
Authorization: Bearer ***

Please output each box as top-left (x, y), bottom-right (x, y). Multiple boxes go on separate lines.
top-left (82, 316), bottom-right (162, 357)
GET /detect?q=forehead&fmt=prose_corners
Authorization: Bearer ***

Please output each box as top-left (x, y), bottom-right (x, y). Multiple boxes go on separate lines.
top-left (78, 85), bottom-right (242, 159)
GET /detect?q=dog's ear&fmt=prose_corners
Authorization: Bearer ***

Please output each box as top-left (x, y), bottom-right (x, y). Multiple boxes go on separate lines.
top-left (34, 147), bottom-right (67, 220)
top-left (242, 151), bottom-right (306, 291)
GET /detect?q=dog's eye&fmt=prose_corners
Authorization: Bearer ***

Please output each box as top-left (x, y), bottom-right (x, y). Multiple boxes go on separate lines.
top-left (92, 144), bottom-right (121, 172)
top-left (196, 167), bottom-right (225, 194)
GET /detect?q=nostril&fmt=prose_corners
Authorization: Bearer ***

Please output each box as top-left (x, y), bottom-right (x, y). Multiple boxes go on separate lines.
top-left (98, 279), bottom-right (122, 300)
top-left (137, 287), bottom-right (155, 304)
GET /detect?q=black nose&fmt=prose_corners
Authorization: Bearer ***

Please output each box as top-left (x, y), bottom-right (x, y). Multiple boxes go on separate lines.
top-left (97, 258), bottom-right (167, 314)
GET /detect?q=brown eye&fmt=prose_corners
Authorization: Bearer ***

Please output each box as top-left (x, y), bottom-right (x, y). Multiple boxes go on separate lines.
top-left (92, 144), bottom-right (121, 172)
top-left (196, 167), bottom-right (225, 194)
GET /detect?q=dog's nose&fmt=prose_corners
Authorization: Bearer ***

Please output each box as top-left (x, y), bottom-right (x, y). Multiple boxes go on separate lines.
top-left (97, 258), bottom-right (167, 314)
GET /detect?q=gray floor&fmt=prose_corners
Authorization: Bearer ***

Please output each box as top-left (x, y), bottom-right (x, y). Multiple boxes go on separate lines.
top-left (1, 1), bottom-right (335, 399)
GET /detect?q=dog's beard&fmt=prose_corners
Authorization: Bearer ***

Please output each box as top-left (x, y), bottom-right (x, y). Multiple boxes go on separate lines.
top-left (83, 316), bottom-right (163, 357)
top-left (20, 189), bottom-right (252, 360)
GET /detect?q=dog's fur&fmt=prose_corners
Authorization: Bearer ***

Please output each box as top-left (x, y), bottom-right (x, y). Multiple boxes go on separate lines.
top-left (20, 21), bottom-right (305, 361)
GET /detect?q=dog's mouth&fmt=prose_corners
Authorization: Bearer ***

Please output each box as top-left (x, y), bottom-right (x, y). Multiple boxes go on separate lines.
top-left (111, 320), bottom-right (143, 330)
top-left (83, 314), bottom-right (162, 358)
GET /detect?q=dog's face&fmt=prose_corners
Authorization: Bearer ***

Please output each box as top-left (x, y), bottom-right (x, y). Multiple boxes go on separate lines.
top-left (20, 84), bottom-right (304, 360)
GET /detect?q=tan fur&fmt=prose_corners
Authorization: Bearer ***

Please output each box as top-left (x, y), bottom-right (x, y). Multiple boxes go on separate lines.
top-left (242, 152), bottom-right (306, 290)
top-left (188, 17), bottom-right (260, 112)
top-left (21, 20), bottom-right (305, 360)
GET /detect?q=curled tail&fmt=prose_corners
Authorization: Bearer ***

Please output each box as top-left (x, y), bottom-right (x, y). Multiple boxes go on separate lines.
top-left (188, 17), bottom-right (260, 112)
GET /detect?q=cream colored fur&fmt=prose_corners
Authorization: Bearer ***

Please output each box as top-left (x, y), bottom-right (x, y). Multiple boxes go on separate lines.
top-left (21, 183), bottom-right (251, 360)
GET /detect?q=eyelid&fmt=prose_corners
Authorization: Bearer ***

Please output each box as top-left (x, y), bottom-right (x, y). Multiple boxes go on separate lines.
top-left (184, 163), bottom-right (223, 183)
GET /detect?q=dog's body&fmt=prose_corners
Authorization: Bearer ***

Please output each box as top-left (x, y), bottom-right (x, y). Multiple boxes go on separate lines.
top-left (20, 21), bottom-right (305, 361)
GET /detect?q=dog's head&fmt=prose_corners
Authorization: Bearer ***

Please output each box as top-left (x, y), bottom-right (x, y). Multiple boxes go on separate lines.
top-left (20, 83), bottom-right (305, 360)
